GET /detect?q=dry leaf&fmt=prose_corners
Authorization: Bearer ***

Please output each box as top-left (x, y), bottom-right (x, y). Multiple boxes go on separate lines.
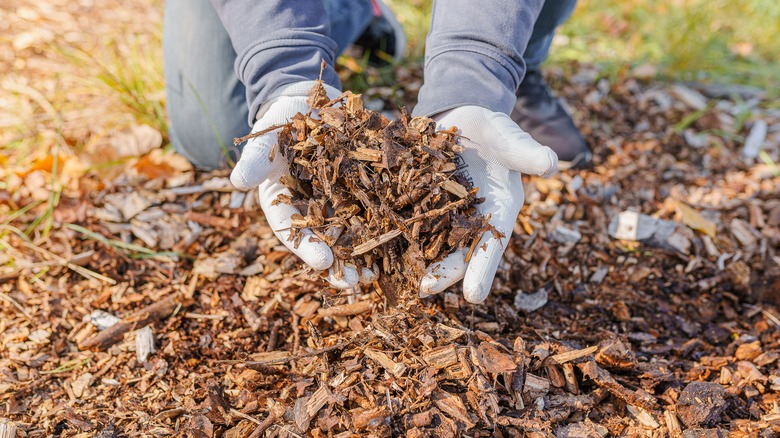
top-left (109, 124), bottom-right (163, 159)
top-left (476, 342), bottom-right (517, 374)
top-left (673, 200), bottom-right (716, 237)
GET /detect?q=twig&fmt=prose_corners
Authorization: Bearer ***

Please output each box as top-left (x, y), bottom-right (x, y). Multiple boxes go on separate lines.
top-left (403, 193), bottom-right (475, 225)
top-left (230, 408), bottom-right (262, 425)
top-left (183, 312), bottom-right (225, 320)
top-left (233, 123), bottom-right (287, 146)
top-left (0, 272), bottom-right (21, 285)
top-left (548, 345), bottom-right (599, 365)
top-left (21, 241), bottom-right (116, 284)
top-left (292, 313), bottom-right (301, 355)
top-left (351, 229), bottom-right (402, 256)
top-left (65, 223), bottom-right (180, 260)
top-left (219, 331), bottom-right (371, 367)
top-left (744, 303), bottom-right (780, 327)
top-left (79, 292), bottom-right (190, 351)
top-left (267, 320), bottom-right (280, 352)
top-left (0, 291), bottom-right (33, 320)
top-left (247, 416), bottom-right (276, 438)
top-left (318, 300), bottom-right (373, 317)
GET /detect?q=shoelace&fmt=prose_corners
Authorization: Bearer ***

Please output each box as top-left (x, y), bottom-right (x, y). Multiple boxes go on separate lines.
top-left (370, 0), bottom-right (382, 16)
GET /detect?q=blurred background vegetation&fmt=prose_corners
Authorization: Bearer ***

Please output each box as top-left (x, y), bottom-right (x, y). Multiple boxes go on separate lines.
top-left (388, 0), bottom-right (780, 91)
top-left (2, 0), bottom-right (778, 169)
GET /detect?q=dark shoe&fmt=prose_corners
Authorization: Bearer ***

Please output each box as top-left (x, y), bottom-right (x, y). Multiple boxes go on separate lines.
top-left (354, 0), bottom-right (406, 67)
top-left (511, 70), bottom-right (591, 169)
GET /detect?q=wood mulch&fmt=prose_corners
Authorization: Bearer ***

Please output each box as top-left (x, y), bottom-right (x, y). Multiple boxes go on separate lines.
top-left (2, 66), bottom-right (780, 437)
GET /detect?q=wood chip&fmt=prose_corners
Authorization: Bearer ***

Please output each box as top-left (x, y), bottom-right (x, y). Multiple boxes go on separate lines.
top-left (0, 419), bottom-right (16, 438)
top-left (318, 300), bottom-right (373, 317)
top-left (364, 348), bottom-right (407, 378)
top-left (135, 326), bottom-right (155, 363)
top-left (476, 342), bottom-right (517, 374)
top-left (627, 405), bottom-right (660, 429)
top-left (350, 229), bottom-right (402, 256)
top-left (440, 179), bottom-right (469, 198)
top-left (422, 344), bottom-right (459, 369)
top-left (549, 345), bottom-right (598, 364)
top-left (432, 389), bottom-right (476, 430)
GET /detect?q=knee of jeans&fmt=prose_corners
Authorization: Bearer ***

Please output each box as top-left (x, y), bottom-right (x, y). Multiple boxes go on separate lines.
top-left (167, 105), bottom-right (246, 170)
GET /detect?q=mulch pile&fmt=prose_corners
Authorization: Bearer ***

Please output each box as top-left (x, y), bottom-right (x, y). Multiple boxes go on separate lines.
top-left (238, 79), bottom-right (491, 303)
top-left (2, 67), bottom-right (780, 437)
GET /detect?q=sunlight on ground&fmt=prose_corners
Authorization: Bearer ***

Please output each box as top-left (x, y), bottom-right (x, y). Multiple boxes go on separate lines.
top-left (1, 0), bottom-right (778, 205)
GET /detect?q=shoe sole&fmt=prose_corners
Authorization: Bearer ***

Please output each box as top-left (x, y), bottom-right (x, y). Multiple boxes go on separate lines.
top-left (557, 150), bottom-right (592, 171)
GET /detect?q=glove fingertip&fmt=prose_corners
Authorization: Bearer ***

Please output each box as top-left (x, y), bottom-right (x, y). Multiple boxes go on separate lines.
top-left (326, 276), bottom-right (358, 289)
top-left (230, 155), bottom-right (272, 190)
top-left (462, 281), bottom-right (490, 304)
top-left (419, 273), bottom-right (443, 297)
top-left (539, 146), bottom-right (559, 177)
top-left (229, 167), bottom-right (252, 191)
top-left (300, 241), bottom-right (334, 271)
top-left (359, 267), bottom-right (379, 285)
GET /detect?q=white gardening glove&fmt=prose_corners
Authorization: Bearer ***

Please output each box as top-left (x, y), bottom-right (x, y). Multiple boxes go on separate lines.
top-left (231, 82), bottom-right (377, 288)
top-left (419, 106), bottom-right (558, 303)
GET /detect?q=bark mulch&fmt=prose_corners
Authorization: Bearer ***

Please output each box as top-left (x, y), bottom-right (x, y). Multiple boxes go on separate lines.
top-left (2, 68), bottom-right (779, 437)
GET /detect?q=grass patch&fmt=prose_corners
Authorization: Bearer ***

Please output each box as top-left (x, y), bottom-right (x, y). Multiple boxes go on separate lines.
top-left (65, 223), bottom-right (183, 261)
top-left (551, 0), bottom-right (780, 91)
top-left (61, 32), bottom-right (168, 139)
top-left (384, 0), bottom-right (778, 91)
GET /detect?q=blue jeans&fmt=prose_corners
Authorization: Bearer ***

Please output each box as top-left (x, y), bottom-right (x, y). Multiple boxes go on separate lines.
top-left (525, 0), bottom-right (578, 71)
top-left (164, 0), bottom-right (577, 169)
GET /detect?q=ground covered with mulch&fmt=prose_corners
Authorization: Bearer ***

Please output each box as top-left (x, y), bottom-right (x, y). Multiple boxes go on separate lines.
top-left (3, 59), bottom-right (780, 437)
top-left (0, 67), bottom-right (780, 437)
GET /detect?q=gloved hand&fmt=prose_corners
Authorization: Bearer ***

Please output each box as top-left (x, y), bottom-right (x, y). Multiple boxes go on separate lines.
top-left (231, 82), bottom-right (377, 288)
top-left (419, 106), bottom-right (558, 303)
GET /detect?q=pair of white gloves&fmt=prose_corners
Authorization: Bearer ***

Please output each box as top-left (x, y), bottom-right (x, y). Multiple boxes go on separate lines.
top-left (231, 82), bottom-right (557, 304)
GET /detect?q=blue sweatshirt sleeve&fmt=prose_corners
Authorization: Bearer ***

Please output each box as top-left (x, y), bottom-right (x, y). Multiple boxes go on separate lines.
top-left (413, 0), bottom-right (545, 117)
top-left (209, 0), bottom-right (342, 124)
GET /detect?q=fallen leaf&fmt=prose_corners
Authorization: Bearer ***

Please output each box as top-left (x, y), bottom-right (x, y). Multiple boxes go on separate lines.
top-left (476, 342), bottom-right (517, 374)
top-left (109, 124), bottom-right (163, 159)
top-left (673, 200), bottom-right (716, 237)
top-left (16, 154), bottom-right (65, 178)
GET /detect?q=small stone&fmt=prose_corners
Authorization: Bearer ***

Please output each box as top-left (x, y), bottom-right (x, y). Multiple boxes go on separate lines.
top-left (514, 289), bottom-right (548, 313)
top-left (88, 310), bottom-right (121, 331)
top-left (608, 211), bottom-right (688, 253)
top-left (743, 119), bottom-right (767, 159)
top-left (609, 211), bottom-right (656, 241)
top-left (671, 84), bottom-right (708, 110)
top-left (677, 381), bottom-right (726, 428)
top-left (590, 266), bottom-right (609, 284)
top-left (550, 225), bottom-right (581, 244)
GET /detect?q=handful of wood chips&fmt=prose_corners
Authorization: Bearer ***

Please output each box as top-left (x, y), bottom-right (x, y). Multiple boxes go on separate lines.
top-left (240, 80), bottom-right (494, 302)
